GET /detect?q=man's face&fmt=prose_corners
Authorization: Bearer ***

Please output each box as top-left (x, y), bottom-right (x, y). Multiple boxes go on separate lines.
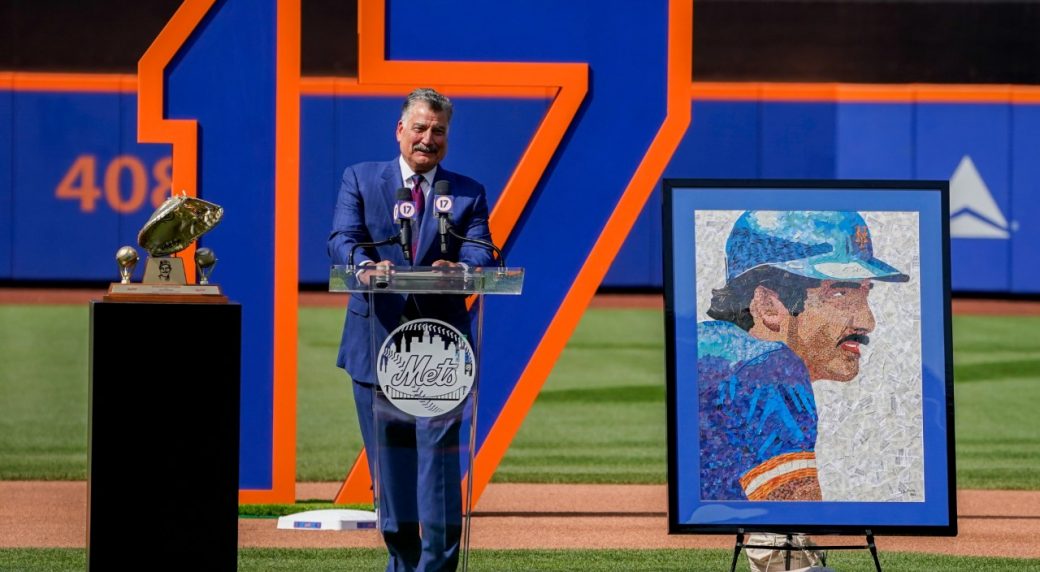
top-left (396, 102), bottom-right (448, 173)
top-left (785, 279), bottom-right (876, 382)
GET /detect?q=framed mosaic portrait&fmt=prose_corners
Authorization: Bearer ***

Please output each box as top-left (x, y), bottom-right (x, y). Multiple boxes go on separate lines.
top-left (664, 179), bottom-right (955, 536)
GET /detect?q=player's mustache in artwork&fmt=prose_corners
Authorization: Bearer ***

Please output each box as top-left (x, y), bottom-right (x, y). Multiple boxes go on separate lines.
top-left (837, 332), bottom-right (870, 347)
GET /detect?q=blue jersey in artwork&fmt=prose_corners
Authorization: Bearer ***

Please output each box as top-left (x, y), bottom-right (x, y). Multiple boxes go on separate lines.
top-left (697, 320), bottom-right (818, 500)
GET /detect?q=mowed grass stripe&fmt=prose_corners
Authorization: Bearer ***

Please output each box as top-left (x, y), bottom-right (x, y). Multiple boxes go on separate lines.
top-left (0, 548), bottom-right (1035, 571)
top-left (0, 306), bottom-right (89, 480)
top-left (955, 377), bottom-right (1040, 489)
top-left (536, 384), bottom-right (664, 403)
top-left (953, 358), bottom-right (1040, 383)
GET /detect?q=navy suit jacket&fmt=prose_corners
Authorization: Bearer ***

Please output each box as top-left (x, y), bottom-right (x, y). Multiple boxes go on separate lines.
top-left (328, 160), bottom-right (495, 384)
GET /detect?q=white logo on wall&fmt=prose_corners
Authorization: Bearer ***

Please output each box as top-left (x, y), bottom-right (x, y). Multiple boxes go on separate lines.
top-left (949, 155), bottom-right (1011, 239)
top-left (376, 319), bottom-right (475, 417)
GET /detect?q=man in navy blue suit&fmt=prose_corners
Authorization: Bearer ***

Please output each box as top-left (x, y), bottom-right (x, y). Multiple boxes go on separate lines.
top-left (328, 88), bottom-right (494, 572)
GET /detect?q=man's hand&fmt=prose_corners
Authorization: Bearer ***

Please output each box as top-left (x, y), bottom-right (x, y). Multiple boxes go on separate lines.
top-left (432, 260), bottom-right (460, 268)
top-left (358, 260), bottom-right (393, 286)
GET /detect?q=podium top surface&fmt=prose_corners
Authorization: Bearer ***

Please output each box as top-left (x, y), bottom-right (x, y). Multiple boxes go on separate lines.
top-left (329, 265), bottom-right (523, 295)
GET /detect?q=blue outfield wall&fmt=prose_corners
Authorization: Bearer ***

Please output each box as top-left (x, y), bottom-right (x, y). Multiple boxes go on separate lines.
top-left (7, 90), bottom-right (171, 281)
top-left (635, 97), bottom-right (1033, 293)
top-left (1011, 104), bottom-right (1040, 292)
top-left (0, 85), bottom-right (11, 279)
top-left (2, 88), bottom-right (1038, 293)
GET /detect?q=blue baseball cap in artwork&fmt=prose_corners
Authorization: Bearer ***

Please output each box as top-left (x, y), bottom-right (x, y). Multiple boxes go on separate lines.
top-left (725, 211), bottom-right (909, 283)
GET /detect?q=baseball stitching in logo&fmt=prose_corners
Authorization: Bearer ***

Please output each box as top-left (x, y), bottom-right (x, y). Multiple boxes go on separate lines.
top-left (376, 318), bottom-right (476, 417)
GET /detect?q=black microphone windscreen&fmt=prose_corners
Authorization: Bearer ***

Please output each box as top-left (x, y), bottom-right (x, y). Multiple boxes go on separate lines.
top-left (434, 180), bottom-right (451, 196)
top-left (396, 187), bottom-right (412, 200)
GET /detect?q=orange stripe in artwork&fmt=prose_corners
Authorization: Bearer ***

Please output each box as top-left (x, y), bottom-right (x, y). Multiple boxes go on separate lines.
top-left (739, 451), bottom-right (817, 491)
top-left (745, 467), bottom-right (819, 501)
top-left (335, 0), bottom-right (589, 506)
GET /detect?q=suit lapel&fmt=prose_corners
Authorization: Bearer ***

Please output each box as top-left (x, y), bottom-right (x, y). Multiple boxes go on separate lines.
top-left (377, 161), bottom-right (401, 225)
top-left (374, 161), bottom-right (405, 263)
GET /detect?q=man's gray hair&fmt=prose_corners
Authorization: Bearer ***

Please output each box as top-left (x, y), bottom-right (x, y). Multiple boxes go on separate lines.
top-left (401, 87), bottom-right (453, 124)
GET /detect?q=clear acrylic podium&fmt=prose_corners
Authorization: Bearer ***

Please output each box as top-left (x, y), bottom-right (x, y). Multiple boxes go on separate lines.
top-left (330, 265), bottom-right (523, 571)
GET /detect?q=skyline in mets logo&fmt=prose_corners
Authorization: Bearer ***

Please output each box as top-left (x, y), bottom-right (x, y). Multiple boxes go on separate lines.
top-left (377, 319), bottom-right (476, 417)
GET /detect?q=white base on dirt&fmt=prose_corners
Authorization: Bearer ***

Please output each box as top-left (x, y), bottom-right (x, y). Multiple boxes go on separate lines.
top-left (276, 509), bottom-right (377, 531)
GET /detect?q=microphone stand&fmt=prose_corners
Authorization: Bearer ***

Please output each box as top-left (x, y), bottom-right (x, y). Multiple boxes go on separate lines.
top-left (347, 236), bottom-right (406, 289)
top-left (446, 227), bottom-right (506, 269)
top-left (347, 236), bottom-right (402, 268)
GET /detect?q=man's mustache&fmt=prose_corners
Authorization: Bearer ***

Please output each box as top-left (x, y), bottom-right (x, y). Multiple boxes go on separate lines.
top-left (413, 143), bottom-right (439, 153)
top-left (837, 333), bottom-right (870, 347)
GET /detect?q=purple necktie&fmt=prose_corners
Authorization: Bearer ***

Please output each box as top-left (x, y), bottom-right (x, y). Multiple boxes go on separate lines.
top-left (410, 175), bottom-right (424, 256)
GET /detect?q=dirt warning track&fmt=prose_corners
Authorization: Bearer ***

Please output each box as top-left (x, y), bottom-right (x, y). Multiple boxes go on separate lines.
top-left (2, 482), bottom-right (1039, 559)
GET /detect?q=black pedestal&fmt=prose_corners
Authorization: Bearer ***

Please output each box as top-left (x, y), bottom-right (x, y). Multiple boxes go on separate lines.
top-left (88, 301), bottom-right (241, 571)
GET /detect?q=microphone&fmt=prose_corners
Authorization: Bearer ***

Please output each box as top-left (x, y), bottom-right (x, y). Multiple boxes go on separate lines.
top-left (394, 186), bottom-right (415, 264)
top-left (433, 180), bottom-right (454, 255)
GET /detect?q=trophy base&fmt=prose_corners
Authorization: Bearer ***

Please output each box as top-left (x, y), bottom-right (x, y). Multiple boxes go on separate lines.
top-left (142, 256), bottom-right (188, 285)
top-left (104, 283), bottom-right (228, 304)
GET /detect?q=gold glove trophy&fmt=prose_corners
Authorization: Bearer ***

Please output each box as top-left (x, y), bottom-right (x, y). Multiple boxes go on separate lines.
top-left (105, 192), bottom-right (227, 303)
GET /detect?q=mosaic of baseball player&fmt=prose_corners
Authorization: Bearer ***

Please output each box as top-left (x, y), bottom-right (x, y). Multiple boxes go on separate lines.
top-left (697, 211), bottom-right (908, 501)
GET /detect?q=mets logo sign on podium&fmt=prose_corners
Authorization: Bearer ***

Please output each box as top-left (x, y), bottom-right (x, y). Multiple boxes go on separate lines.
top-left (376, 319), bottom-right (476, 417)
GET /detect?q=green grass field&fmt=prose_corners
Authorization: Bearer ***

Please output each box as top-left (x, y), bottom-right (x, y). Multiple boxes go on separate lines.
top-left (0, 548), bottom-right (1034, 571)
top-left (3, 302), bottom-right (1040, 569)
top-left (3, 304), bottom-right (1039, 489)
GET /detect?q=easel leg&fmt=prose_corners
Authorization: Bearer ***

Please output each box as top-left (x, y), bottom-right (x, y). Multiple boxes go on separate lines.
top-left (866, 531), bottom-right (882, 572)
top-left (729, 530), bottom-right (745, 572)
top-left (784, 533), bottom-right (793, 570)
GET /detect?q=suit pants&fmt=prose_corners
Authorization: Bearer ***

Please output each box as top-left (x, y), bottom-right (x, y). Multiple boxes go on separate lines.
top-left (353, 381), bottom-right (463, 572)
